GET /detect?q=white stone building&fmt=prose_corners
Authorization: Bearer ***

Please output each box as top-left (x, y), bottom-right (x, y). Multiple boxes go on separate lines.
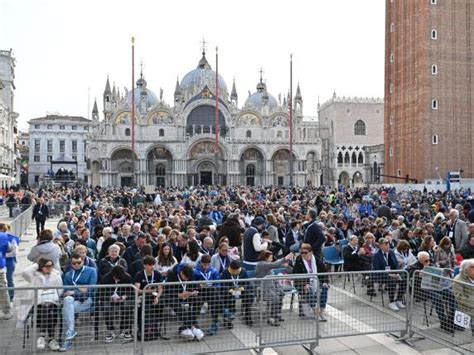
top-left (318, 93), bottom-right (384, 187)
top-left (88, 50), bottom-right (329, 187)
top-left (0, 49), bottom-right (19, 188)
top-left (28, 115), bottom-right (91, 186)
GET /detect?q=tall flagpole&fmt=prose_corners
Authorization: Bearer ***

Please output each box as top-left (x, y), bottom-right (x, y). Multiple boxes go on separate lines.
top-left (214, 46), bottom-right (219, 186)
top-left (289, 54), bottom-right (294, 187)
top-left (131, 37), bottom-right (136, 186)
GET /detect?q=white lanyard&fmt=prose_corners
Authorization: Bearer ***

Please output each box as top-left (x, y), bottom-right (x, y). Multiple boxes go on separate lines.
top-left (383, 253), bottom-right (389, 265)
top-left (72, 267), bottom-right (85, 286)
top-left (231, 274), bottom-right (240, 287)
top-left (200, 271), bottom-right (211, 281)
top-left (143, 270), bottom-right (154, 285)
top-left (108, 258), bottom-right (119, 267)
top-left (219, 255), bottom-right (228, 271)
top-left (178, 274), bottom-right (187, 291)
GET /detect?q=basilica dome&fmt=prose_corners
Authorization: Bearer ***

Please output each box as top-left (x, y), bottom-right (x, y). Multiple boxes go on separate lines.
top-left (180, 52), bottom-right (228, 101)
top-left (126, 76), bottom-right (159, 108)
top-left (244, 80), bottom-right (279, 114)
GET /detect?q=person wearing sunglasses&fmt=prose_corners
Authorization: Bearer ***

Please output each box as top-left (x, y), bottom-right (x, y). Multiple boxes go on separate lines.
top-left (61, 253), bottom-right (97, 351)
top-left (22, 258), bottom-right (63, 351)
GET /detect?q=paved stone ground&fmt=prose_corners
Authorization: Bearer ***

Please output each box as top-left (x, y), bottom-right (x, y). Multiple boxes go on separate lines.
top-left (0, 216), bottom-right (467, 355)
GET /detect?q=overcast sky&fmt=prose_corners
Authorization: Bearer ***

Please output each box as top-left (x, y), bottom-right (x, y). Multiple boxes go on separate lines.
top-left (1, 0), bottom-right (385, 130)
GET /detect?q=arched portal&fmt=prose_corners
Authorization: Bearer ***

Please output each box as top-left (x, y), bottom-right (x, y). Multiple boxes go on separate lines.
top-left (353, 171), bottom-right (363, 186)
top-left (240, 148), bottom-right (264, 186)
top-left (111, 148), bottom-right (138, 186)
top-left (187, 140), bottom-right (227, 186)
top-left (272, 149), bottom-right (296, 186)
top-left (338, 171), bottom-right (350, 186)
top-left (147, 146), bottom-right (173, 187)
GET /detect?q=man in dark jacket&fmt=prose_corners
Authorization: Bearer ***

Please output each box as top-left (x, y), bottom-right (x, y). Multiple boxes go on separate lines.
top-left (197, 208), bottom-right (214, 233)
top-left (303, 209), bottom-right (325, 262)
top-left (32, 197), bottom-right (49, 237)
top-left (163, 264), bottom-right (203, 340)
top-left (373, 238), bottom-right (405, 311)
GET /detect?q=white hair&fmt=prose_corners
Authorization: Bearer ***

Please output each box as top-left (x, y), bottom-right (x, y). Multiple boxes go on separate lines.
top-left (417, 251), bottom-right (430, 262)
top-left (58, 221), bottom-right (68, 229)
top-left (349, 235), bottom-right (358, 242)
top-left (108, 244), bottom-right (120, 252)
top-left (460, 259), bottom-right (474, 275)
top-left (450, 209), bottom-right (459, 218)
top-left (103, 227), bottom-right (113, 235)
top-left (133, 222), bottom-right (141, 229)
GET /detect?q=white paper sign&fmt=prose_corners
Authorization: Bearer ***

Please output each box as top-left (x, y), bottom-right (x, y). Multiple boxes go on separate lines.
top-left (454, 310), bottom-right (471, 329)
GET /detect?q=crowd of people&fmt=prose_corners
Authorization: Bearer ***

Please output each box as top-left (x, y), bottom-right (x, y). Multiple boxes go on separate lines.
top-left (0, 184), bottom-right (473, 351)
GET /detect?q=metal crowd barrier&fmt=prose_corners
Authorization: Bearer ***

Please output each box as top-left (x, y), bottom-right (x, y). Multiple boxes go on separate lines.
top-left (0, 284), bottom-right (139, 355)
top-left (318, 269), bottom-right (410, 340)
top-left (0, 270), bottom-right (418, 354)
top-left (8, 204), bottom-right (34, 237)
top-left (406, 269), bottom-right (473, 353)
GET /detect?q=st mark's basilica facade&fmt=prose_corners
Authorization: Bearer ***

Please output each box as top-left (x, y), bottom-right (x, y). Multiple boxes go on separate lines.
top-left (88, 50), bottom-right (328, 187)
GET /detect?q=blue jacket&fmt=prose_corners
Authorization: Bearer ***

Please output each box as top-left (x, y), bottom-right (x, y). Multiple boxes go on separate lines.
top-left (372, 249), bottom-right (399, 272)
top-left (193, 262), bottom-right (220, 282)
top-left (64, 265), bottom-right (97, 301)
top-left (303, 221), bottom-right (325, 261)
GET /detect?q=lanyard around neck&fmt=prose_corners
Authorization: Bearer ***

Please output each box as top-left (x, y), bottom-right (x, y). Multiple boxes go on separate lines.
top-left (72, 267), bottom-right (85, 286)
top-left (143, 270), bottom-right (154, 285)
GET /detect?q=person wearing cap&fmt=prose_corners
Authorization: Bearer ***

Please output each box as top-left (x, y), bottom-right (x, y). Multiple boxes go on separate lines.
top-left (220, 259), bottom-right (254, 328)
top-left (242, 216), bottom-right (269, 272)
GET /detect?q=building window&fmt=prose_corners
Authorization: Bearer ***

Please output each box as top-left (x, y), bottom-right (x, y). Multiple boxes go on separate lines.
top-left (34, 139), bottom-right (40, 152)
top-left (125, 128), bottom-right (131, 136)
top-left (59, 140), bottom-right (65, 153)
top-left (431, 0), bottom-right (437, 4)
top-left (390, 53), bottom-right (394, 63)
top-left (72, 155), bottom-right (77, 161)
top-left (47, 124), bottom-right (52, 129)
top-left (47, 139), bottom-right (52, 152)
top-left (431, 29), bottom-right (437, 40)
top-left (344, 152), bottom-right (350, 165)
top-left (59, 125), bottom-right (65, 130)
top-left (432, 99), bottom-right (438, 109)
top-left (84, 126), bottom-right (88, 131)
top-left (277, 130), bottom-right (282, 138)
top-left (34, 155), bottom-right (40, 162)
top-left (34, 175), bottom-right (39, 183)
top-left (246, 130), bottom-right (251, 138)
top-left (72, 140), bottom-right (77, 153)
top-left (72, 125), bottom-right (77, 130)
top-left (390, 23), bottom-right (395, 32)
top-left (397, 169), bottom-right (401, 177)
top-left (390, 115), bottom-right (394, 125)
top-left (354, 120), bottom-right (366, 135)
top-left (34, 124), bottom-right (40, 129)
top-left (47, 155), bottom-right (52, 162)
top-left (337, 152), bottom-right (343, 167)
top-left (389, 147), bottom-right (394, 157)
top-left (432, 134), bottom-right (439, 145)
top-left (159, 129), bottom-right (164, 137)
top-left (390, 83), bottom-right (394, 93)
top-left (431, 64), bottom-right (438, 75)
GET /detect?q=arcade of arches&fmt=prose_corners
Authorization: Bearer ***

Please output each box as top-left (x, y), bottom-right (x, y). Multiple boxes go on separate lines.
top-left (95, 142), bottom-right (324, 187)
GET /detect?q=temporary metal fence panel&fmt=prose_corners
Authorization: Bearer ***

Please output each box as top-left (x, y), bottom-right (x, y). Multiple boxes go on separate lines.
top-left (0, 284), bottom-right (139, 354)
top-left (317, 270), bottom-right (409, 340)
top-left (408, 269), bottom-right (473, 353)
top-left (141, 275), bottom-right (319, 354)
top-left (8, 204), bottom-right (33, 237)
